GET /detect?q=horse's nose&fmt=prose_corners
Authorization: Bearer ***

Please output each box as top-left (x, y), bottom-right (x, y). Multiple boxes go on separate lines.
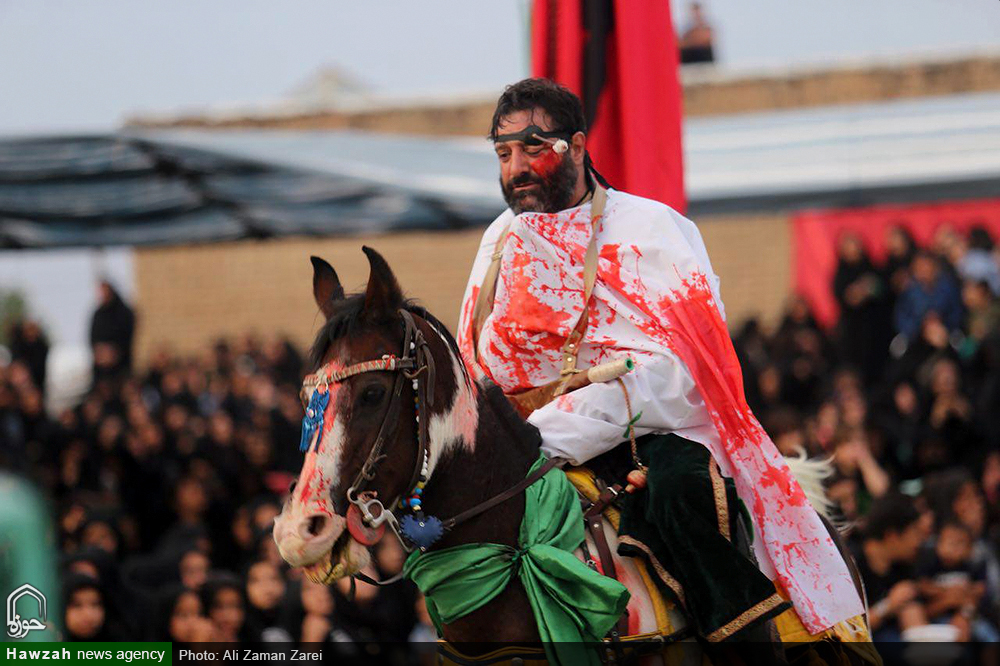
top-left (298, 512), bottom-right (336, 542)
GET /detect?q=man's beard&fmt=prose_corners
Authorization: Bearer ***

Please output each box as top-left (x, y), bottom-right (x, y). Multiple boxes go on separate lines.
top-left (501, 154), bottom-right (579, 215)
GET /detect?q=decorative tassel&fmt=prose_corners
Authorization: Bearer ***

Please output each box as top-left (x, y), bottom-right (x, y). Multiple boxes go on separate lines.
top-left (400, 513), bottom-right (444, 551)
top-left (299, 388), bottom-right (330, 452)
top-left (625, 469), bottom-right (648, 493)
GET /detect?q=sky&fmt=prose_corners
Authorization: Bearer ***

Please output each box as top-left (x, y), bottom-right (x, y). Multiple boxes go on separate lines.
top-left (1, 0), bottom-right (999, 135)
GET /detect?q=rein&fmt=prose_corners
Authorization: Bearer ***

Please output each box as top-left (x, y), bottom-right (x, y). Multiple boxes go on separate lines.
top-left (301, 308), bottom-right (564, 586)
top-left (302, 309), bottom-right (433, 536)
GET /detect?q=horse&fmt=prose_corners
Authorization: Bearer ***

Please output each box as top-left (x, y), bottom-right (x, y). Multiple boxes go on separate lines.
top-left (273, 247), bottom-right (870, 659)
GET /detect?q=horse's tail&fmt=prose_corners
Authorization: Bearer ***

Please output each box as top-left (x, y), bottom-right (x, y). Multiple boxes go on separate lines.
top-left (784, 450), bottom-right (870, 618)
top-left (783, 448), bottom-right (840, 526)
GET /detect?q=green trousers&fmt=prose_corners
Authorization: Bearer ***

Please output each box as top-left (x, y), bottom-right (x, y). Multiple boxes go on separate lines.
top-left (612, 434), bottom-right (791, 642)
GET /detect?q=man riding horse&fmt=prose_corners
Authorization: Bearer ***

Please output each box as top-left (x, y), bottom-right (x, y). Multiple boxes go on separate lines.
top-left (455, 78), bottom-right (866, 644)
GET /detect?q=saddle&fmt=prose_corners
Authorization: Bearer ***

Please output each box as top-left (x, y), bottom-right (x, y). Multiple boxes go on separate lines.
top-left (564, 465), bottom-right (689, 643)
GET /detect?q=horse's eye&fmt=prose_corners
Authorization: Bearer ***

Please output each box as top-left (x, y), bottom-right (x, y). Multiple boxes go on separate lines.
top-left (359, 384), bottom-right (386, 407)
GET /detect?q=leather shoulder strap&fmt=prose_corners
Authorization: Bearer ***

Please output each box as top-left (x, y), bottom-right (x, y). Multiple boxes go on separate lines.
top-left (470, 225), bottom-right (511, 356)
top-left (559, 185), bottom-right (606, 376)
top-left (442, 456), bottom-right (565, 530)
top-left (471, 186), bottom-right (608, 369)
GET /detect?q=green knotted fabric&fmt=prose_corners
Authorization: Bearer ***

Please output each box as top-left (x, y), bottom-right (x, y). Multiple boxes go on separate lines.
top-left (403, 454), bottom-right (630, 666)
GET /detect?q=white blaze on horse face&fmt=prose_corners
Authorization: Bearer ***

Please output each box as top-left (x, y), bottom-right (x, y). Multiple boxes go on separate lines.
top-left (295, 382), bottom-right (348, 516)
top-left (426, 342), bottom-right (479, 478)
top-left (274, 369), bottom-right (352, 568)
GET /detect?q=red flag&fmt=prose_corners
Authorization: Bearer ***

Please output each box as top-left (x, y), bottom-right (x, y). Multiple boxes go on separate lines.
top-left (532, 0), bottom-right (687, 212)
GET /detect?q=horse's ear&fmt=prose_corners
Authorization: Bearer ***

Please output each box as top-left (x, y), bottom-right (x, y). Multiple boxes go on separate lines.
top-left (361, 246), bottom-right (403, 315)
top-left (311, 256), bottom-right (344, 320)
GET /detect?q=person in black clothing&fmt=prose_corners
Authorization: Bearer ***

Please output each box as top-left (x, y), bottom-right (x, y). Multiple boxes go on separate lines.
top-left (678, 2), bottom-right (714, 64)
top-left (201, 572), bottom-right (248, 643)
top-left (62, 573), bottom-right (124, 641)
top-left (833, 233), bottom-right (893, 386)
top-left (244, 559), bottom-right (292, 642)
top-left (90, 280), bottom-right (136, 386)
top-left (150, 584), bottom-right (214, 642)
top-left (872, 381), bottom-right (923, 480)
top-left (850, 492), bottom-right (928, 642)
top-left (884, 225), bottom-right (917, 301)
top-left (916, 520), bottom-right (999, 641)
top-left (9, 319), bottom-right (49, 395)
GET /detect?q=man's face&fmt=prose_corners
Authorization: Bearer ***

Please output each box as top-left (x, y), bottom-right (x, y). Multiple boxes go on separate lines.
top-left (494, 109), bottom-right (580, 215)
top-left (912, 255), bottom-right (938, 286)
top-left (936, 524), bottom-right (972, 568)
top-left (889, 522), bottom-right (925, 563)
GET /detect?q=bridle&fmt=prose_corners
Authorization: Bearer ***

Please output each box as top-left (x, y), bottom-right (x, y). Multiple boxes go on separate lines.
top-left (299, 307), bottom-right (562, 586)
top-left (301, 308), bottom-right (435, 552)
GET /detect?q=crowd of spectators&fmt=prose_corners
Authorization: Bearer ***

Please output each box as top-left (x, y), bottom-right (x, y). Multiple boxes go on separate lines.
top-left (734, 223), bottom-right (1000, 648)
top-left (1, 287), bottom-right (434, 659)
top-left (1, 221), bottom-right (999, 651)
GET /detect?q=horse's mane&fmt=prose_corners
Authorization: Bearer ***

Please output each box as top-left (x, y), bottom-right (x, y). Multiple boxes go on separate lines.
top-left (479, 380), bottom-right (544, 450)
top-left (308, 294), bottom-right (465, 377)
top-left (309, 292), bottom-right (541, 450)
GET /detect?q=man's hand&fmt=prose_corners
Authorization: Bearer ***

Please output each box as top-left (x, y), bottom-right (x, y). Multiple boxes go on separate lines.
top-left (886, 580), bottom-right (919, 613)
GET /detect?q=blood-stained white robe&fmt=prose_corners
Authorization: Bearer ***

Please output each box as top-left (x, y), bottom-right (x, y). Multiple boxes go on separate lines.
top-left (456, 189), bottom-right (864, 634)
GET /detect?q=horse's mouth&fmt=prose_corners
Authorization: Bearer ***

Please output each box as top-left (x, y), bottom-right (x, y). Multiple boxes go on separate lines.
top-left (303, 529), bottom-right (355, 584)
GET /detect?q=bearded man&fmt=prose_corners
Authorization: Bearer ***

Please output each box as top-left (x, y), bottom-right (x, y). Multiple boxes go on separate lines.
top-left (455, 79), bottom-right (867, 646)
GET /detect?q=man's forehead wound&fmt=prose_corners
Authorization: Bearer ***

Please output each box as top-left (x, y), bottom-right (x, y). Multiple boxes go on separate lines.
top-left (494, 124), bottom-right (572, 146)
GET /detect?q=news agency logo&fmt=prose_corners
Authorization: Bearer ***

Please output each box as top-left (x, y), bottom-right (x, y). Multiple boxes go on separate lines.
top-left (6, 584), bottom-right (47, 639)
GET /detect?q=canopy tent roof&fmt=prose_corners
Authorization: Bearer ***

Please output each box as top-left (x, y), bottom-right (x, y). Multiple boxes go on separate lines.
top-left (0, 133), bottom-right (501, 248)
top-left (2, 91), bottom-right (998, 248)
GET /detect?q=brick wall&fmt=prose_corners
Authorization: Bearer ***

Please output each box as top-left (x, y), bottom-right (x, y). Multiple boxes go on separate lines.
top-left (697, 213), bottom-right (791, 329)
top-left (133, 213), bottom-right (791, 363)
top-left (133, 230), bottom-right (485, 362)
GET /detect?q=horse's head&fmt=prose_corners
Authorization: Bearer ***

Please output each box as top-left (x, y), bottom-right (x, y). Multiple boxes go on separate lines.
top-left (273, 247), bottom-right (478, 584)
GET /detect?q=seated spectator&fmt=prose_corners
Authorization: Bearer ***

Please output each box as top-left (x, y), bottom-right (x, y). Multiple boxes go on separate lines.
top-left (294, 578), bottom-right (355, 648)
top-left (834, 233), bottom-right (892, 385)
top-left (895, 251), bottom-right (963, 341)
top-left (916, 520), bottom-right (998, 641)
top-left (64, 546), bottom-right (137, 636)
top-left (850, 492), bottom-right (928, 641)
top-left (924, 470), bottom-right (1000, 604)
top-left (244, 559), bottom-right (292, 642)
top-left (873, 381), bottom-right (922, 479)
top-left (924, 358), bottom-right (981, 464)
top-left (179, 547), bottom-right (211, 591)
top-left (77, 511), bottom-right (125, 560)
top-left (957, 226), bottom-right (1000, 296)
top-left (62, 573), bottom-right (120, 641)
top-left (151, 585), bottom-right (214, 643)
top-left (884, 225), bottom-right (917, 298)
top-left (962, 280), bottom-right (1000, 357)
top-left (201, 573), bottom-right (247, 643)
top-left (830, 427), bottom-right (890, 518)
top-left (934, 225), bottom-right (966, 278)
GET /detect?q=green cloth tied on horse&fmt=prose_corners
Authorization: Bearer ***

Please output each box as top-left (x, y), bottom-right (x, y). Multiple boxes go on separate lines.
top-left (403, 454), bottom-right (630, 666)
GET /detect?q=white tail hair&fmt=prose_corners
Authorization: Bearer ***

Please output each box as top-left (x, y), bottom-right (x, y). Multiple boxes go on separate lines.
top-left (783, 448), bottom-right (838, 524)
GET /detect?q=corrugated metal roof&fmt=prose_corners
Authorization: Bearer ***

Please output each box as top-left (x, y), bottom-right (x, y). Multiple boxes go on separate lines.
top-left (2, 91), bottom-right (997, 247)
